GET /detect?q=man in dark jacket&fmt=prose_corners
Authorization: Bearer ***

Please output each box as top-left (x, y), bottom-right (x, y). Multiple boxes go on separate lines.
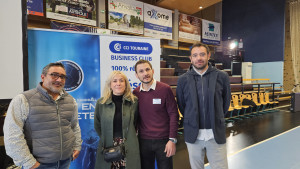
top-left (176, 43), bottom-right (231, 169)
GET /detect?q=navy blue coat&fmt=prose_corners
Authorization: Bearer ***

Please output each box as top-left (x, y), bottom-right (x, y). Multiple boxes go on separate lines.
top-left (176, 65), bottom-right (231, 144)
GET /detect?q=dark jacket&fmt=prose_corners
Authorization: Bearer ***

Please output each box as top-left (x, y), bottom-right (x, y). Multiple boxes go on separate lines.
top-left (94, 97), bottom-right (141, 169)
top-left (176, 65), bottom-right (231, 144)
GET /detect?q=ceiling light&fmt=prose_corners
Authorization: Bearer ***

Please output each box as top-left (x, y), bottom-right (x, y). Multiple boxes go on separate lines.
top-left (229, 41), bottom-right (238, 50)
top-left (199, 6), bottom-right (203, 9)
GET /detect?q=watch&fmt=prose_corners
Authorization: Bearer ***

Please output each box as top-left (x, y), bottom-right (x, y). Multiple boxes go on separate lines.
top-left (169, 138), bottom-right (177, 144)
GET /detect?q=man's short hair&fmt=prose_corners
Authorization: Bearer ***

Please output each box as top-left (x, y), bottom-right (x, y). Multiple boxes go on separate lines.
top-left (134, 59), bottom-right (153, 73)
top-left (42, 62), bottom-right (65, 76)
top-left (190, 43), bottom-right (210, 55)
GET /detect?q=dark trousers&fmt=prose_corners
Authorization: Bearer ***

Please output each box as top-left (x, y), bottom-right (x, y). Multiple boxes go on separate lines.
top-left (0, 146), bottom-right (14, 169)
top-left (139, 138), bottom-right (173, 169)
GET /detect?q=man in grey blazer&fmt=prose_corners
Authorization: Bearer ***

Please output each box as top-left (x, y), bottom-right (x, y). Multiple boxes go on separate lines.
top-left (176, 43), bottom-right (231, 169)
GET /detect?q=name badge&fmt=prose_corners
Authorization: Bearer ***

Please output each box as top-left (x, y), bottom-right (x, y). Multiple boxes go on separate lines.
top-left (153, 98), bottom-right (161, 104)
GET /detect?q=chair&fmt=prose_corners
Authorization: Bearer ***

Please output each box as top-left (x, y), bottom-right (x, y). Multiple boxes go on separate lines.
top-left (245, 94), bottom-right (261, 115)
top-left (264, 92), bottom-right (279, 107)
top-left (252, 93), bottom-right (267, 113)
top-left (178, 109), bottom-right (184, 132)
top-left (239, 94), bottom-right (253, 117)
top-left (225, 101), bottom-right (235, 123)
top-left (229, 96), bottom-right (243, 121)
top-left (259, 92), bottom-right (271, 110)
top-left (232, 95), bottom-right (249, 118)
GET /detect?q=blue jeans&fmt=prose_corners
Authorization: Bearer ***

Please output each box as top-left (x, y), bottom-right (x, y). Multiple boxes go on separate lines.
top-left (36, 157), bottom-right (72, 169)
top-left (139, 138), bottom-right (173, 169)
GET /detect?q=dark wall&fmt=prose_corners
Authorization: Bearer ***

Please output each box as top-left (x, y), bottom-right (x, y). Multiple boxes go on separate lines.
top-left (222, 0), bottom-right (285, 63)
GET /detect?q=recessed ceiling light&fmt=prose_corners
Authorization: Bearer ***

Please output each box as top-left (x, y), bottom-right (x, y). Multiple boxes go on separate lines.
top-left (199, 6), bottom-right (203, 9)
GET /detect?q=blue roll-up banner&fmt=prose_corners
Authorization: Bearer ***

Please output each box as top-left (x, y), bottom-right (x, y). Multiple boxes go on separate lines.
top-left (28, 28), bottom-right (161, 169)
top-left (28, 29), bottom-right (100, 169)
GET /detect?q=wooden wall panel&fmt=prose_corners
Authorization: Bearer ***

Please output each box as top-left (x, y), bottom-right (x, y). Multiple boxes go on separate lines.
top-left (284, 1), bottom-right (295, 91)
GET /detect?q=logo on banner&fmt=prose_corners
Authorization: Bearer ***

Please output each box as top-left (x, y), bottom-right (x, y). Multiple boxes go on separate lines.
top-left (59, 60), bottom-right (84, 92)
top-left (147, 9), bottom-right (169, 20)
top-left (110, 1), bottom-right (117, 9)
top-left (114, 43), bottom-right (122, 51)
top-left (68, 7), bottom-right (88, 18)
top-left (136, 7), bottom-right (142, 15)
top-left (110, 2), bottom-right (142, 15)
top-left (109, 41), bottom-right (153, 54)
top-left (208, 23), bottom-right (215, 31)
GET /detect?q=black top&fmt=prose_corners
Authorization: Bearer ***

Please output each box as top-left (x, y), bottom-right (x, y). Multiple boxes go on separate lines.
top-left (112, 94), bottom-right (123, 138)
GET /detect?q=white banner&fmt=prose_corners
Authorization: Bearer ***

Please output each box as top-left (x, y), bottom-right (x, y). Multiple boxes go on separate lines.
top-left (144, 3), bottom-right (172, 40)
top-left (99, 35), bottom-right (160, 93)
top-left (179, 13), bottom-right (201, 42)
top-left (202, 19), bottom-right (220, 45)
top-left (108, 0), bottom-right (144, 35)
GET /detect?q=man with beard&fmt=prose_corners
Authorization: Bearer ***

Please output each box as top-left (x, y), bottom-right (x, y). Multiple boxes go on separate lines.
top-left (176, 43), bottom-right (231, 169)
top-left (4, 62), bottom-right (82, 169)
top-left (133, 60), bottom-right (178, 169)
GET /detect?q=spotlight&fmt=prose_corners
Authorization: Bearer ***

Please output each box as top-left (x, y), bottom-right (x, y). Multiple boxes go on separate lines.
top-left (229, 41), bottom-right (238, 50)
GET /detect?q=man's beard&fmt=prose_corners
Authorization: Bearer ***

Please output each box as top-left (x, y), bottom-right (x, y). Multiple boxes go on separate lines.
top-left (141, 77), bottom-right (153, 84)
top-left (193, 61), bottom-right (208, 71)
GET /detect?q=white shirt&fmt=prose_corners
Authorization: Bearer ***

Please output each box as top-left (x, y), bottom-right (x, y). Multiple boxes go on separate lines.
top-left (193, 66), bottom-right (215, 141)
top-left (139, 79), bottom-right (157, 92)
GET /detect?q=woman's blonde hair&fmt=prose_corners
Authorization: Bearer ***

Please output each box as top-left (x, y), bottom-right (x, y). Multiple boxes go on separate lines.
top-left (100, 71), bottom-right (136, 104)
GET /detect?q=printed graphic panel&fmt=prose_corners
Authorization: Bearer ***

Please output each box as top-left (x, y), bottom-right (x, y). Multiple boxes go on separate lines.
top-left (28, 29), bottom-right (100, 169)
top-left (108, 0), bottom-right (144, 34)
top-left (46, 0), bottom-right (96, 26)
top-left (99, 35), bottom-right (160, 94)
top-left (144, 3), bottom-right (172, 40)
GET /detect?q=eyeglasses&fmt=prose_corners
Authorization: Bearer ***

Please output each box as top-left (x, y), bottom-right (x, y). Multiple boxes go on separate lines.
top-left (48, 73), bottom-right (67, 80)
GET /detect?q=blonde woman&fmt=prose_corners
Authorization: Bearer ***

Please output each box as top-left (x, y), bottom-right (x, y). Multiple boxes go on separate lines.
top-left (94, 71), bottom-right (141, 169)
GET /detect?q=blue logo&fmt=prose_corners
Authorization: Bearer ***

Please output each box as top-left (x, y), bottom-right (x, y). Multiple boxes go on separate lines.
top-left (150, 9), bottom-right (158, 19)
top-left (59, 60), bottom-right (84, 92)
top-left (208, 23), bottom-right (215, 31)
top-left (147, 9), bottom-right (169, 20)
top-left (109, 41), bottom-right (153, 54)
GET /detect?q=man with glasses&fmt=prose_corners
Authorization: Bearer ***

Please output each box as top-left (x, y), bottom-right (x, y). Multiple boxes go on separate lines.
top-left (176, 43), bottom-right (231, 169)
top-left (4, 62), bottom-right (82, 169)
top-left (133, 60), bottom-right (178, 169)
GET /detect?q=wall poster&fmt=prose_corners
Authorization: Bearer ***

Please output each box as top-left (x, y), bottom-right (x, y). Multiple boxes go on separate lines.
top-left (27, 0), bottom-right (44, 16)
top-left (202, 19), bottom-right (221, 45)
top-left (108, 0), bottom-right (144, 34)
top-left (179, 13), bottom-right (201, 42)
top-left (144, 3), bottom-right (172, 40)
top-left (46, 0), bottom-right (96, 26)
